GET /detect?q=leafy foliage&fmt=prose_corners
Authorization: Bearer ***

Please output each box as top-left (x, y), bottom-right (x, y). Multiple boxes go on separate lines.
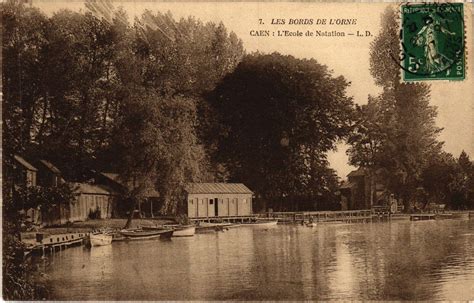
top-left (347, 7), bottom-right (446, 211)
top-left (206, 53), bottom-right (354, 210)
top-left (3, 1), bottom-right (244, 220)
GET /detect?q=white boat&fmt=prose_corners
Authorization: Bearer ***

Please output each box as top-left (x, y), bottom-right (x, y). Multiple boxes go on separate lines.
top-left (90, 233), bottom-right (113, 246)
top-left (246, 220), bottom-right (278, 227)
top-left (199, 222), bottom-right (232, 228)
top-left (172, 226), bottom-right (196, 237)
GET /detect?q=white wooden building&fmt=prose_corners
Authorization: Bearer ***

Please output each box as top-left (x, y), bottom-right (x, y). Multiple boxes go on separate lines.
top-left (185, 183), bottom-right (253, 218)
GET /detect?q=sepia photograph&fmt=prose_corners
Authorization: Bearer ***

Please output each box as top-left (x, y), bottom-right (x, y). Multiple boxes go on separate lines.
top-left (1, 0), bottom-right (474, 301)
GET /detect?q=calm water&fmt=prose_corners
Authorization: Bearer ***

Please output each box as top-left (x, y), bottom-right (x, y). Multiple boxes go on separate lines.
top-left (38, 219), bottom-right (474, 300)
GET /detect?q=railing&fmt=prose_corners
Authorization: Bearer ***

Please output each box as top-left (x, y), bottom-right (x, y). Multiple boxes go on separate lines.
top-left (189, 214), bottom-right (259, 223)
top-left (265, 210), bottom-right (374, 223)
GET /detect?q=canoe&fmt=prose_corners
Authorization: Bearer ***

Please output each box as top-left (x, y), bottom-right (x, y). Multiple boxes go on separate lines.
top-left (142, 225), bottom-right (195, 237)
top-left (90, 233), bottom-right (113, 246)
top-left (199, 222), bottom-right (232, 228)
top-left (246, 220), bottom-right (278, 227)
top-left (120, 229), bottom-right (174, 240)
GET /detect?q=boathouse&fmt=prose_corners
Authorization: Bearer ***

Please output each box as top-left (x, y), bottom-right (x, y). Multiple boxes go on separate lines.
top-left (96, 172), bottom-right (160, 217)
top-left (69, 183), bottom-right (116, 222)
top-left (185, 183), bottom-right (253, 218)
top-left (36, 159), bottom-right (65, 187)
top-left (340, 168), bottom-right (395, 211)
top-left (12, 155), bottom-right (41, 223)
top-left (41, 183), bottom-right (117, 225)
top-left (13, 155), bottom-right (38, 187)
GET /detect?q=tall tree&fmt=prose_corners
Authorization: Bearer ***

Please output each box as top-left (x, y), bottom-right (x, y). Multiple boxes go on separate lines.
top-left (107, 11), bottom-right (245, 222)
top-left (361, 7), bottom-right (444, 211)
top-left (347, 96), bottom-right (387, 208)
top-left (449, 151), bottom-right (474, 209)
top-left (206, 53), bottom-right (354, 210)
top-left (2, 2), bottom-right (48, 155)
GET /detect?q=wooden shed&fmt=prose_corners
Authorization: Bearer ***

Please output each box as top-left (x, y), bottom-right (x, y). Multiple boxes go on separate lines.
top-left (13, 155), bottom-right (37, 187)
top-left (69, 183), bottom-right (116, 222)
top-left (41, 183), bottom-right (116, 225)
top-left (36, 159), bottom-right (65, 187)
top-left (185, 183), bottom-right (253, 218)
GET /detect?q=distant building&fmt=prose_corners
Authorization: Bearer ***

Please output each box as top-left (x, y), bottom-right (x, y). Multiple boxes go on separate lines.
top-left (41, 182), bottom-right (116, 225)
top-left (69, 183), bottom-right (115, 222)
top-left (13, 155), bottom-right (37, 187)
top-left (12, 155), bottom-right (40, 223)
top-left (36, 159), bottom-right (65, 187)
top-left (9, 156), bottom-right (120, 225)
top-left (185, 183), bottom-right (253, 218)
top-left (339, 168), bottom-right (388, 210)
top-left (95, 172), bottom-right (160, 217)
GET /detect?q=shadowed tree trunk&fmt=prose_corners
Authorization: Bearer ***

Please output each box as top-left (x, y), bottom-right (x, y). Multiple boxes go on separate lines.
top-left (123, 197), bottom-right (137, 229)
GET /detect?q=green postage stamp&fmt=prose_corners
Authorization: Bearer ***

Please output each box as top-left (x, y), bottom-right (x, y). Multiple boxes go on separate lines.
top-left (401, 3), bottom-right (465, 81)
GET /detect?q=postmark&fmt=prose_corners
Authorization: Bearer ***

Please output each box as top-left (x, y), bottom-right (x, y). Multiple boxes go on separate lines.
top-left (400, 2), bottom-right (465, 81)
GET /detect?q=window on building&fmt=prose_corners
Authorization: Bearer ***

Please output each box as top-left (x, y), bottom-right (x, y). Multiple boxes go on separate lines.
top-left (189, 200), bottom-right (193, 204)
top-left (210, 199), bottom-right (214, 205)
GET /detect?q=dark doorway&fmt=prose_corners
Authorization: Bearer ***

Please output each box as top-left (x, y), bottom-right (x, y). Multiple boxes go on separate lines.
top-left (214, 197), bottom-right (219, 216)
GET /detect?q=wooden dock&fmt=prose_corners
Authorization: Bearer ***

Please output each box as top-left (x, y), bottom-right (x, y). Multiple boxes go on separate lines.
top-left (267, 210), bottom-right (374, 224)
top-left (189, 215), bottom-right (260, 224)
top-left (22, 232), bottom-right (88, 256)
top-left (410, 214), bottom-right (436, 221)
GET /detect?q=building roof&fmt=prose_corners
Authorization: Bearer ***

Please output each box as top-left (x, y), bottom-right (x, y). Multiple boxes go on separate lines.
top-left (99, 172), bottom-right (160, 197)
top-left (100, 172), bottom-right (124, 186)
top-left (39, 160), bottom-right (62, 174)
top-left (14, 155), bottom-right (38, 171)
top-left (347, 168), bottom-right (366, 178)
top-left (71, 183), bottom-right (115, 195)
top-left (186, 183), bottom-right (253, 194)
top-left (339, 181), bottom-right (355, 189)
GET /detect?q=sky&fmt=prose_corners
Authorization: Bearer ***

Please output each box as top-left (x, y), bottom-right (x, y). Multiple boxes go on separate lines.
top-left (33, 1), bottom-right (474, 179)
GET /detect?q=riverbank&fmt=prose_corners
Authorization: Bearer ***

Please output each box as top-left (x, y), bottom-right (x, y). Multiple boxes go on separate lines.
top-left (32, 210), bottom-right (474, 234)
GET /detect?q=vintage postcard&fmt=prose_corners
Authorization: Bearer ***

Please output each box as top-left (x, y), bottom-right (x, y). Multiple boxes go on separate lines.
top-left (2, 0), bottom-right (473, 301)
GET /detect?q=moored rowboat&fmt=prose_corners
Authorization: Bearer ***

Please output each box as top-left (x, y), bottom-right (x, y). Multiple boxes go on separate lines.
top-left (90, 233), bottom-right (113, 246)
top-left (120, 228), bottom-right (174, 240)
top-left (145, 225), bottom-right (196, 237)
top-left (172, 226), bottom-right (196, 237)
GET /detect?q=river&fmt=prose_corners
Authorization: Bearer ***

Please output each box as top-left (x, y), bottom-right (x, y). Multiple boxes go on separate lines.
top-left (37, 219), bottom-right (474, 300)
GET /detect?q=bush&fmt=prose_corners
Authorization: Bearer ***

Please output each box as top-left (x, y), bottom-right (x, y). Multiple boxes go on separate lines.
top-left (88, 207), bottom-right (102, 220)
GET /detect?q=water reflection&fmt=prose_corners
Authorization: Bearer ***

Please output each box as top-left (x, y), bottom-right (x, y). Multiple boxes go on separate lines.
top-left (39, 219), bottom-right (474, 300)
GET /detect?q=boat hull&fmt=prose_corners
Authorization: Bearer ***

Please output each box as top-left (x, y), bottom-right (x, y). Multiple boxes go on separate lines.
top-left (120, 229), bottom-right (174, 240)
top-left (173, 226), bottom-right (196, 237)
top-left (90, 234), bottom-right (113, 246)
